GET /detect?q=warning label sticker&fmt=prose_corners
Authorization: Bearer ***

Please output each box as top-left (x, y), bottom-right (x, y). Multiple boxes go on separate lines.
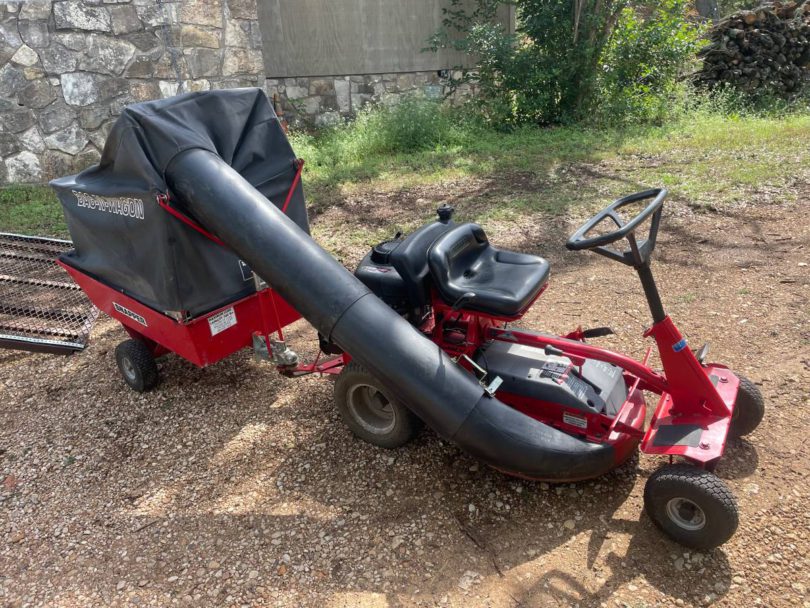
top-left (208, 307), bottom-right (237, 336)
top-left (563, 411), bottom-right (588, 430)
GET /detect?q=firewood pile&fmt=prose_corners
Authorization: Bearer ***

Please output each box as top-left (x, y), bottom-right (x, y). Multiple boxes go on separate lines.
top-left (695, 1), bottom-right (810, 94)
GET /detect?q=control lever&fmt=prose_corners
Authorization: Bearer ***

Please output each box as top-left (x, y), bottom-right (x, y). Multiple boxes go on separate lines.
top-left (459, 354), bottom-right (503, 396)
top-left (544, 344), bottom-right (586, 367)
top-left (582, 326), bottom-right (615, 339)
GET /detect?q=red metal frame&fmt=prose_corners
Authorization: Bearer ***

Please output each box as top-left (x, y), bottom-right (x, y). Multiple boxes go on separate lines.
top-left (281, 159), bottom-right (305, 214)
top-left (416, 286), bottom-right (737, 466)
top-left (62, 161), bottom-right (340, 375)
top-left (156, 195), bottom-right (226, 246)
top-left (62, 214), bottom-right (738, 468)
top-left (59, 260), bottom-right (302, 368)
top-left (482, 317), bottom-right (737, 464)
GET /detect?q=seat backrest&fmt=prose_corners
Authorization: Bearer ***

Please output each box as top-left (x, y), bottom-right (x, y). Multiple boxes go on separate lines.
top-left (389, 220), bottom-right (455, 312)
top-left (427, 223), bottom-right (489, 289)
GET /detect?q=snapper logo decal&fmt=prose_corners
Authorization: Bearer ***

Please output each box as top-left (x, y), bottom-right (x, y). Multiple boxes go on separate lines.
top-left (113, 302), bottom-right (147, 327)
top-left (73, 190), bottom-right (145, 220)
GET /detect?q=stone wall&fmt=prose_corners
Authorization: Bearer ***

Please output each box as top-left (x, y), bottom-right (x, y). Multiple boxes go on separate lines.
top-left (0, 0), bottom-right (264, 184)
top-left (266, 70), bottom-right (474, 127)
top-left (0, 1), bottom-right (477, 185)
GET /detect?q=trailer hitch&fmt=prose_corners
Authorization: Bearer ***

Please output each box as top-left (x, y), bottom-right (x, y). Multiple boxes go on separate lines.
top-left (252, 334), bottom-right (299, 367)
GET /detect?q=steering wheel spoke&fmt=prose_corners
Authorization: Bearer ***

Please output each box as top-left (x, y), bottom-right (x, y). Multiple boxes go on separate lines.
top-left (606, 209), bottom-right (625, 227)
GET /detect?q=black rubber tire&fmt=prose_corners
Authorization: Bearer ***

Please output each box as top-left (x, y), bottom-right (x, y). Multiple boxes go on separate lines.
top-left (115, 339), bottom-right (159, 393)
top-left (730, 374), bottom-right (765, 437)
top-left (334, 361), bottom-right (424, 448)
top-left (644, 464), bottom-right (738, 550)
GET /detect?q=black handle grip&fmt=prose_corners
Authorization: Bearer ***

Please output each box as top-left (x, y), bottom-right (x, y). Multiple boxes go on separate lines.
top-left (565, 189), bottom-right (666, 266)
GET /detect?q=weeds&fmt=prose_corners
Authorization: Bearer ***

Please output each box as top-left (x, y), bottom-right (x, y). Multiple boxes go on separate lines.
top-left (0, 185), bottom-right (67, 237)
top-left (2, 96), bottom-right (809, 238)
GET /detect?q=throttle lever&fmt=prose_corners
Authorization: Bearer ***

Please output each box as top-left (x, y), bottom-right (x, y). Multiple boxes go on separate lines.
top-left (544, 345), bottom-right (586, 367)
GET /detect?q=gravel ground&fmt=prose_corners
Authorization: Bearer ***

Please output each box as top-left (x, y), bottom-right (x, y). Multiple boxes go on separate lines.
top-left (0, 192), bottom-right (808, 608)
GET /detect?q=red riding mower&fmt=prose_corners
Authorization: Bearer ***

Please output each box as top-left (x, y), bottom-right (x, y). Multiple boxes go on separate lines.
top-left (336, 189), bottom-right (764, 550)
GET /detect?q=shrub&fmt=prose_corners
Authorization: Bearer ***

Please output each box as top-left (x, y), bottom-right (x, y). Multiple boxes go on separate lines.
top-left (431, 0), bottom-right (703, 127)
top-left (288, 99), bottom-right (483, 186)
top-left (349, 98), bottom-right (465, 155)
top-left (595, 1), bottom-right (706, 124)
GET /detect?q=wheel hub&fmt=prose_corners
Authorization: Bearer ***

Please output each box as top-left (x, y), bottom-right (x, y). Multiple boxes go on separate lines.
top-left (121, 357), bottom-right (138, 382)
top-left (346, 383), bottom-right (396, 435)
top-left (666, 497), bottom-right (706, 531)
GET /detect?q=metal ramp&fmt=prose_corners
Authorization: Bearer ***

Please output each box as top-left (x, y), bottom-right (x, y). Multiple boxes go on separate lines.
top-left (0, 233), bottom-right (98, 354)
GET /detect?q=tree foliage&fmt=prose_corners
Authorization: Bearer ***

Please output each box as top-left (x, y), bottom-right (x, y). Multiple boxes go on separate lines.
top-left (430, 0), bottom-right (703, 126)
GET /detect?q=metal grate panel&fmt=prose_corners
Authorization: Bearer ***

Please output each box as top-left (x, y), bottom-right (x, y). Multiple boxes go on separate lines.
top-left (0, 233), bottom-right (98, 354)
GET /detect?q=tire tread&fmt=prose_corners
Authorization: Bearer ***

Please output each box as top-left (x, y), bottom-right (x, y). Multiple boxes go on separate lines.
top-left (334, 361), bottom-right (423, 449)
top-left (644, 464), bottom-right (738, 550)
top-left (115, 339), bottom-right (159, 392)
top-left (731, 374), bottom-right (765, 437)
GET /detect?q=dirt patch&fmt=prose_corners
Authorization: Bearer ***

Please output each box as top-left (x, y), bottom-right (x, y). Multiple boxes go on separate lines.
top-left (1, 182), bottom-right (808, 607)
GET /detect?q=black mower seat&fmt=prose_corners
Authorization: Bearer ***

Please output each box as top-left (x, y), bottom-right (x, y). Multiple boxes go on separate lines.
top-left (428, 223), bottom-right (550, 317)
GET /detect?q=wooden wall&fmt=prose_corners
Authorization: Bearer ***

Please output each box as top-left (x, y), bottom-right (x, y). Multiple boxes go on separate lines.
top-left (258, 1), bottom-right (513, 77)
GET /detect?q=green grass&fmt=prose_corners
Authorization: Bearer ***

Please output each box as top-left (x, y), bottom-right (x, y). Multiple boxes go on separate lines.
top-left (292, 110), bottom-right (810, 213)
top-left (0, 185), bottom-right (67, 237)
top-left (2, 104), bottom-right (809, 240)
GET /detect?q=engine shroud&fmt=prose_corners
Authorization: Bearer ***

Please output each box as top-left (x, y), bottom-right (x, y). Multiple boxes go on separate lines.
top-left (475, 340), bottom-right (628, 417)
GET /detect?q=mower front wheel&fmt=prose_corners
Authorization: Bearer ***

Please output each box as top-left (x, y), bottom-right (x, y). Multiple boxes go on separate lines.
top-left (115, 339), bottom-right (159, 393)
top-left (334, 362), bottom-right (423, 449)
top-left (644, 464), bottom-right (738, 550)
top-left (730, 374), bottom-right (765, 437)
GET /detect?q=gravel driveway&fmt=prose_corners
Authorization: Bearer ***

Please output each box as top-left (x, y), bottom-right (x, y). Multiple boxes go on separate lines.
top-left (1, 195), bottom-right (808, 607)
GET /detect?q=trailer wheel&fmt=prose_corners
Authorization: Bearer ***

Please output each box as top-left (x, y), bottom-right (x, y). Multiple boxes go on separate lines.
top-left (115, 339), bottom-right (159, 392)
top-left (644, 464), bottom-right (738, 550)
top-left (730, 374), bottom-right (765, 437)
top-left (334, 361), bottom-right (423, 448)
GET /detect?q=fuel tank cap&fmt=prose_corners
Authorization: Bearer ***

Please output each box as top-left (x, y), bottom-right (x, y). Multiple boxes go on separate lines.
top-left (370, 239), bottom-right (401, 265)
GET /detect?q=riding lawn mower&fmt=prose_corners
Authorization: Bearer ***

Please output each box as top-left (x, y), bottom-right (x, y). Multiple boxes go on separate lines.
top-left (49, 89), bottom-right (763, 551)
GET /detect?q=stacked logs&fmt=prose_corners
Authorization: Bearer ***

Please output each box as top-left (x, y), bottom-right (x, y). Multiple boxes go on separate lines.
top-left (695, 2), bottom-right (810, 94)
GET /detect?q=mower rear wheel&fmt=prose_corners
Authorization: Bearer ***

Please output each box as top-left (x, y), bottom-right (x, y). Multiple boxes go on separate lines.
top-left (730, 374), bottom-right (765, 437)
top-left (115, 339), bottom-right (159, 393)
top-left (644, 464), bottom-right (738, 550)
top-left (334, 361), bottom-right (423, 449)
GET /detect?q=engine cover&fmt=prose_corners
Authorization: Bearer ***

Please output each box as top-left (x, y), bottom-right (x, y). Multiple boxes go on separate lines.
top-left (354, 240), bottom-right (409, 314)
top-left (475, 340), bottom-right (627, 416)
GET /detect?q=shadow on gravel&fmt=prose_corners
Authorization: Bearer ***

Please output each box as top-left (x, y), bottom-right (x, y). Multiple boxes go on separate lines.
top-left (716, 438), bottom-right (760, 480)
top-left (516, 536), bottom-right (731, 606)
top-left (272, 428), bottom-right (736, 606)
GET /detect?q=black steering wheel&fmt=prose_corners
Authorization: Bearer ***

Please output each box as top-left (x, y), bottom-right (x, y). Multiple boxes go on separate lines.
top-left (566, 188), bottom-right (667, 267)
